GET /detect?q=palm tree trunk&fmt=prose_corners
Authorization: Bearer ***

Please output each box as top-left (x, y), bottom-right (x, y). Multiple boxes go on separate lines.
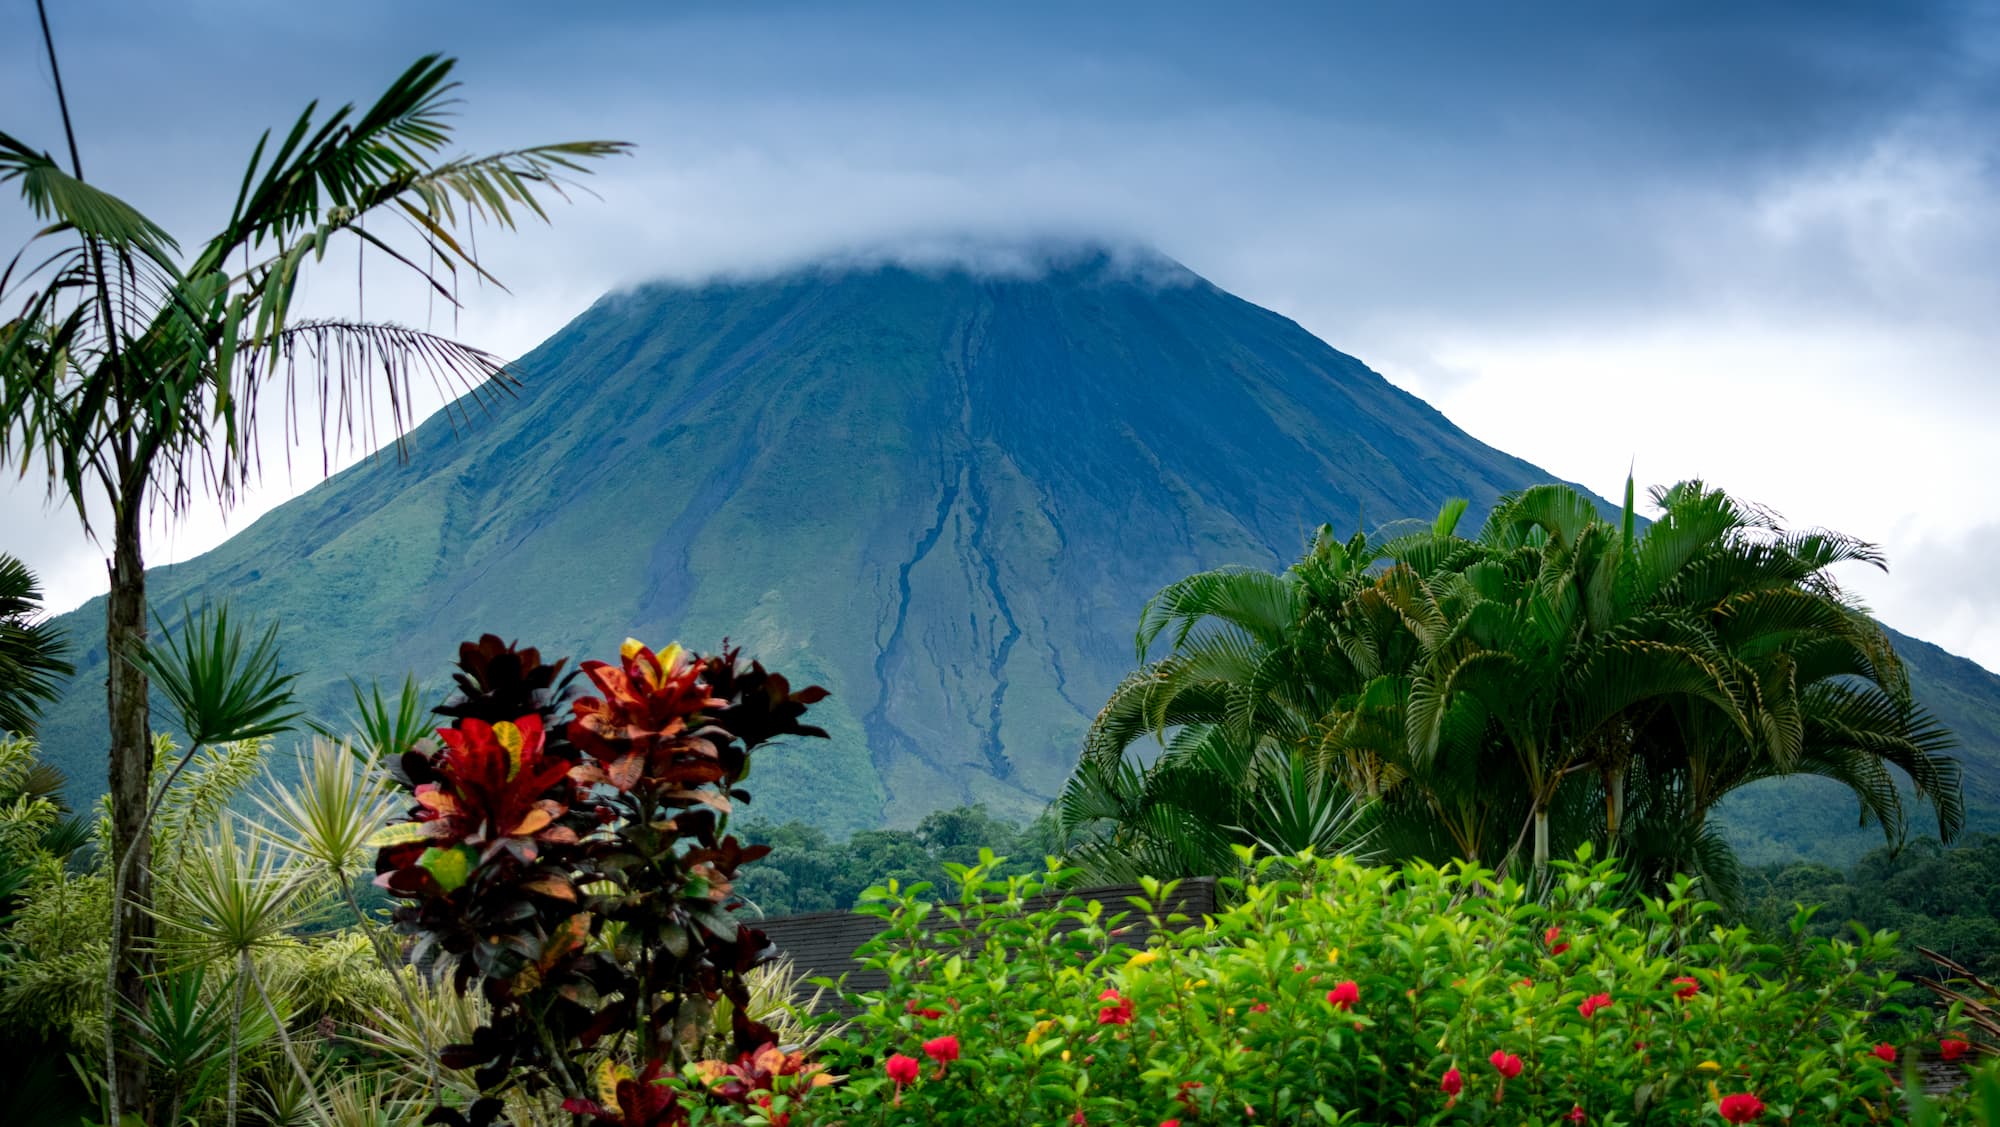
top-left (1604, 765), bottom-right (1626, 843)
top-left (1532, 806), bottom-right (1550, 875)
top-left (104, 495), bottom-right (152, 1124)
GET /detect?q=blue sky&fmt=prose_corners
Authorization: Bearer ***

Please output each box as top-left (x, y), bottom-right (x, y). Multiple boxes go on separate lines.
top-left (4, 0), bottom-right (1999, 669)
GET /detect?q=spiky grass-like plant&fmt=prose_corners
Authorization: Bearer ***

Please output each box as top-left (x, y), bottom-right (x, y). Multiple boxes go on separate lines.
top-left (252, 738), bottom-right (437, 1094)
top-left (153, 815), bottom-right (319, 1127)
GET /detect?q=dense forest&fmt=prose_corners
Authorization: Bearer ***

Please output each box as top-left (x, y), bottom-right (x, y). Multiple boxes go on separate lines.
top-left (1747, 833), bottom-right (2000, 979)
top-left (733, 804), bottom-right (1062, 917)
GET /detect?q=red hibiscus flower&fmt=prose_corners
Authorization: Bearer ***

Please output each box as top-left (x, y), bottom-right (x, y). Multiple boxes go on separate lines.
top-left (1249, 1002), bottom-right (1269, 1014)
top-left (1544, 926), bottom-right (1570, 956)
top-left (922, 1035), bottom-right (960, 1066)
top-left (1326, 980), bottom-right (1360, 1011)
top-left (1097, 988), bottom-right (1135, 1026)
top-left (1578, 992), bottom-right (1612, 1019)
top-left (1718, 1093), bottom-right (1765, 1124)
top-left (1942, 1037), bottom-right (1972, 1061)
top-left (904, 999), bottom-right (945, 1020)
top-left (1567, 1106), bottom-right (1586, 1123)
top-left (1872, 1043), bottom-right (1897, 1063)
top-left (1440, 1066), bottom-right (1463, 1098)
top-left (1161, 1121), bottom-right (1181, 1127)
top-left (1672, 975), bottom-right (1700, 999)
top-left (1489, 1050), bottom-right (1523, 1079)
top-left (885, 1054), bottom-right (919, 1087)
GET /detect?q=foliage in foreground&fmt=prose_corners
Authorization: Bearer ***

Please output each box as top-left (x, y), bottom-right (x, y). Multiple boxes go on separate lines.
top-left (690, 851), bottom-right (1986, 1127)
top-left (2, 36), bottom-right (627, 1120)
top-left (373, 635), bottom-right (831, 1125)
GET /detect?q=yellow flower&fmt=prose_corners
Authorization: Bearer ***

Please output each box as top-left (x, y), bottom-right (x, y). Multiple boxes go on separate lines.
top-left (1126, 950), bottom-right (1159, 967)
top-left (1226, 1007), bottom-right (1237, 1016)
top-left (1061, 1050), bottom-right (1072, 1062)
top-left (1327, 947), bottom-right (1340, 965)
top-left (1192, 979), bottom-right (1209, 989)
top-left (1025, 1019), bottom-right (1057, 1046)
top-left (1698, 1061), bottom-right (1722, 1072)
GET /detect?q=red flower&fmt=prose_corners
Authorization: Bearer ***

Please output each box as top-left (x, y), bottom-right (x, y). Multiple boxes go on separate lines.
top-left (1942, 1037), bottom-right (1973, 1061)
top-left (885, 1054), bottom-right (919, 1087)
top-left (1162, 1121), bottom-right (1181, 1127)
top-left (1070, 1113), bottom-right (1086, 1126)
top-left (1567, 1106), bottom-right (1586, 1123)
top-left (1872, 1042), bottom-right (1897, 1063)
top-left (1489, 1050), bottom-right (1523, 1079)
top-left (1672, 975), bottom-right (1700, 1000)
top-left (1544, 925), bottom-right (1570, 956)
top-left (1440, 1067), bottom-right (1463, 1097)
top-left (1578, 992), bottom-right (1612, 1019)
top-left (1097, 987), bottom-right (1135, 1026)
top-left (905, 999), bottom-right (945, 1020)
top-left (1327, 980), bottom-right (1360, 1011)
top-left (1717, 1093), bottom-right (1765, 1124)
top-left (922, 1035), bottom-right (960, 1065)
top-left (1249, 1002), bottom-right (1269, 1014)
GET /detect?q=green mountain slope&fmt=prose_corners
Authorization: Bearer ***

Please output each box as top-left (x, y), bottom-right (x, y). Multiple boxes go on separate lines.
top-left (33, 246), bottom-right (2000, 855)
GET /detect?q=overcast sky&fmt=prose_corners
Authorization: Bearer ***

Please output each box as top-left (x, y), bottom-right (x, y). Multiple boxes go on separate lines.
top-left (3, 0), bottom-right (1998, 671)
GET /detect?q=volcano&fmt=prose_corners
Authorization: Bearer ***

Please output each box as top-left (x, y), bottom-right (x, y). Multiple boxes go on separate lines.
top-left (36, 245), bottom-right (2000, 856)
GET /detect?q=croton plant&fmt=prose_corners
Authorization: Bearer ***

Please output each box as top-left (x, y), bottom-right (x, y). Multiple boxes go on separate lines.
top-left (371, 635), bottom-right (829, 1126)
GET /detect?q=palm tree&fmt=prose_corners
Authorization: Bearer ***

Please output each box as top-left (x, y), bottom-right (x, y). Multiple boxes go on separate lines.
top-left (0, 554), bottom-right (72, 738)
top-left (1063, 480), bottom-right (1962, 899)
top-left (0, 18), bottom-right (627, 1117)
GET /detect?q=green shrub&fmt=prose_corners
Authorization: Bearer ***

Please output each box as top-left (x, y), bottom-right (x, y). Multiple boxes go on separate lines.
top-left (700, 849), bottom-right (1985, 1126)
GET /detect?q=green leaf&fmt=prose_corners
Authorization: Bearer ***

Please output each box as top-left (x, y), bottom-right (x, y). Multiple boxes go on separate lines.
top-left (417, 846), bottom-right (473, 893)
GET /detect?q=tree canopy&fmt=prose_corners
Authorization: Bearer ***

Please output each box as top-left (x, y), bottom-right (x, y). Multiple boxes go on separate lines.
top-left (1060, 480), bottom-right (1961, 898)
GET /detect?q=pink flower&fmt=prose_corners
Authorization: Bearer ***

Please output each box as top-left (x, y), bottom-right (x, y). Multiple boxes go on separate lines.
top-left (1872, 1043), bottom-right (1897, 1063)
top-left (1544, 926), bottom-right (1570, 956)
top-left (1440, 1067), bottom-right (1463, 1097)
top-left (1672, 975), bottom-right (1700, 1000)
top-left (1718, 1093), bottom-right (1765, 1124)
top-left (1489, 1050), bottom-right (1523, 1079)
top-left (1567, 1105), bottom-right (1586, 1123)
top-left (1327, 980), bottom-right (1360, 1011)
top-left (922, 1035), bottom-right (960, 1066)
top-left (1578, 992), bottom-right (1612, 1019)
top-left (1097, 987), bottom-right (1135, 1026)
top-left (1070, 1112), bottom-right (1086, 1126)
top-left (885, 1054), bottom-right (919, 1087)
top-left (1943, 1037), bottom-right (1973, 1061)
